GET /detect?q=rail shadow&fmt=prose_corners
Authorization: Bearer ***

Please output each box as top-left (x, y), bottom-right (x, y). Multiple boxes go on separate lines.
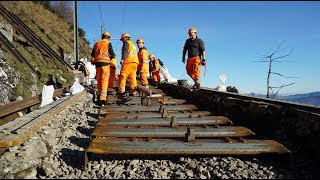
top-left (86, 112), bottom-right (99, 119)
top-left (68, 136), bottom-right (90, 149)
top-left (76, 126), bottom-right (92, 137)
top-left (59, 147), bottom-right (84, 169)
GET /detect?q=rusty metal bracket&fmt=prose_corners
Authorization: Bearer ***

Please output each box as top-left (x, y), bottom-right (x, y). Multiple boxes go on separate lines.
top-left (185, 127), bottom-right (195, 142)
top-left (225, 137), bottom-right (233, 143)
top-left (170, 116), bottom-right (177, 128)
top-left (161, 108), bottom-right (168, 118)
top-left (238, 137), bottom-right (248, 143)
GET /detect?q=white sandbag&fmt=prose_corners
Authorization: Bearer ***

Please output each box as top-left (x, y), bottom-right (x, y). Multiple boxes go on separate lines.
top-left (215, 74), bottom-right (228, 92)
top-left (160, 66), bottom-right (178, 83)
top-left (80, 58), bottom-right (96, 86)
top-left (70, 78), bottom-right (85, 95)
top-left (39, 85), bottom-right (54, 108)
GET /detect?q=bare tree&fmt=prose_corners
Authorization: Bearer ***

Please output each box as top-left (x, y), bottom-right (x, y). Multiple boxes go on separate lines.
top-left (253, 41), bottom-right (298, 98)
top-left (49, 1), bottom-right (73, 25)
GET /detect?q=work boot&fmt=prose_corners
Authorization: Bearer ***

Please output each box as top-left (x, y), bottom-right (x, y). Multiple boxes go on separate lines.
top-left (98, 100), bottom-right (106, 106)
top-left (129, 93), bottom-right (139, 97)
top-left (116, 92), bottom-right (125, 97)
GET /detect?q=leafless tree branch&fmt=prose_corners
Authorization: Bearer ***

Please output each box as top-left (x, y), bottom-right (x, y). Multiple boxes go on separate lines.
top-left (270, 83), bottom-right (295, 98)
top-left (269, 82), bottom-right (295, 89)
top-left (269, 40), bottom-right (286, 58)
top-left (272, 48), bottom-right (294, 61)
top-left (270, 72), bottom-right (299, 78)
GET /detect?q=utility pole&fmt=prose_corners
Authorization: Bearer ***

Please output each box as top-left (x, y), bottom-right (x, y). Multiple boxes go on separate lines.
top-left (73, 0), bottom-right (79, 69)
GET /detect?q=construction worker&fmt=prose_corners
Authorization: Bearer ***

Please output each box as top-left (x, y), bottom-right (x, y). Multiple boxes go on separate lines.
top-left (90, 32), bottom-right (115, 106)
top-left (108, 57), bottom-right (117, 89)
top-left (182, 27), bottom-right (206, 90)
top-left (136, 38), bottom-right (149, 88)
top-left (118, 33), bottom-right (139, 96)
top-left (148, 54), bottom-right (164, 88)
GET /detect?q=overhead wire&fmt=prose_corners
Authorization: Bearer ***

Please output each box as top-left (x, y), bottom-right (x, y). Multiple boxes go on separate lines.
top-left (117, 1), bottom-right (127, 45)
top-left (97, 1), bottom-right (105, 34)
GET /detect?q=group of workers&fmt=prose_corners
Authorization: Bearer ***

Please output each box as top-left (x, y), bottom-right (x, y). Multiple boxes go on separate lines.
top-left (90, 27), bottom-right (206, 106)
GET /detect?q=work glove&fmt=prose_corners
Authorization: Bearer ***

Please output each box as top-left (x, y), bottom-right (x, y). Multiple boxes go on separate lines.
top-left (90, 57), bottom-right (95, 65)
top-left (182, 57), bottom-right (185, 64)
top-left (201, 59), bottom-right (206, 66)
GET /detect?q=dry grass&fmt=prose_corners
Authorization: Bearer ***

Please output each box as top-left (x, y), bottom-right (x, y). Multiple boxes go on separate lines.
top-left (0, 1), bottom-right (90, 99)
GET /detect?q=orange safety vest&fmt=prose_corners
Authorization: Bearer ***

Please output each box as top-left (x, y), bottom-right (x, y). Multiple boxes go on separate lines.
top-left (93, 39), bottom-right (111, 63)
top-left (122, 40), bottom-right (139, 64)
top-left (110, 58), bottom-right (117, 68)
top-left (149, 58), bottom-right (161, 72)
top-left (138, 48), bottom-right (149, 65)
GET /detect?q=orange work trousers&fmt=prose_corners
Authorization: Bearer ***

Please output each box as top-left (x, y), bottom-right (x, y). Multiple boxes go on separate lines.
top-left (108, 66), bottom-right (116, 88)
top-left (151, 70), bottom-right (160, 83)
top-left (118, 63), bottom-right (138, 94)
top-left (96, 65), bottom-right (110, 101)
top-left (186, 56), bottom-right (201, 82)
top-left (138, 64), bottom-right (149, 85)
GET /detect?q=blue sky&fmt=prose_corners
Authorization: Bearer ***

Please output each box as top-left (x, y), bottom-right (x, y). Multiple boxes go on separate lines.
top-left (78, 1), bottom-right (320, 95)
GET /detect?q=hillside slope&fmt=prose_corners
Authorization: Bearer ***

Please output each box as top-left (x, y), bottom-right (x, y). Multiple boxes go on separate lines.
top-left (0, 1), bottom-right (91, 105)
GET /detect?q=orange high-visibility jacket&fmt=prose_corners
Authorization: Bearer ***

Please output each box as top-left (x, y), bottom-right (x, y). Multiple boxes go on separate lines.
top-left (110, 58), bottom-right (117, 67)
top-left (122, 40), bottom-right (139, 64)
top-left (149, 58), bottom-right (161, 72)
top-left (138, 47), bottom-right (149, 64)
top-left (93, 39), bottom-right (111, 63)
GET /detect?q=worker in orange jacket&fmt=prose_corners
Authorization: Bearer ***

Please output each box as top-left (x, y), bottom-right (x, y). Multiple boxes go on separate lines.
top-left (136, 38), bottom-right (149, 88)
top-left (90, 32), bottom-right (115, 106)
top-left (118, 33), bottom-right (139, 96)
top-left (182, 27), bottom-right (206, 90)
top-left (108, 57), bottom-right (117, 88)
top-left (149, 54), bottom-right (164, 88)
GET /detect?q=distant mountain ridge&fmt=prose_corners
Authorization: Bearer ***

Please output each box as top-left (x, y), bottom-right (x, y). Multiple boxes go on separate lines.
top-left (246, 91), bottom-right (320, 106)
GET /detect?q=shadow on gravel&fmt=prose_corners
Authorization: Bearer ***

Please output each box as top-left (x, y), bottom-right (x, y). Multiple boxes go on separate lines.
top-left (86, 112), bottom-right (99, 119)
top-left (69, 136), bottom-right (90, 149)
top-left (76, 126), bottom-right (92, 137)
top-left (87, 120), bottom-right (97, 127)
top-left (60, 148), bottom-right (84, 169)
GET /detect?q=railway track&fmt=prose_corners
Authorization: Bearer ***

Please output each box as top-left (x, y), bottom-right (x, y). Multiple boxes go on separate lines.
top-left (0, 90), bottom-right (86, 148)
top-left (0, 31), bottom-right (36, 73)
top-left (0, 5), bottom-right (73, 71)
top-left (84, 84), bottom-right (290, 169)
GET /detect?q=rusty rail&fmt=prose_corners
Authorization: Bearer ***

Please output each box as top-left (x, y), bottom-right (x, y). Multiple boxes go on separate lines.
top-left (0, 88), bottom-right (64, 119)
top-left (0, 5), bottom-right (73, 71)
top-left (86, 138), bottom-right (289, 155)
top-left (0, 31), bottom-right (36, 73)
top-left (84, 84), bottom-right (291, 170)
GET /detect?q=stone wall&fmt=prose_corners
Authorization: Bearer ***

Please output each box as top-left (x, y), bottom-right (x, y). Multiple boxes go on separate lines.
top-left (159, 83), bottom-right (320, 177)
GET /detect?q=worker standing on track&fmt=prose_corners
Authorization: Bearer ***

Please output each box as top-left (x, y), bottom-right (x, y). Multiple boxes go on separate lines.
top-left (136, 38), bottom-right (150, 88)
top-left (148, 54), bottom-right (164, 88)
top-left (182, 27), bottom-right (206, 90)
top-left (118, 33), bottom-right (139, 96)
top-left (90, 32), bottom-right (116, 106)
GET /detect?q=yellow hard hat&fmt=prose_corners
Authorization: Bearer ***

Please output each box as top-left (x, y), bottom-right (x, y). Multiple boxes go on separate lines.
top-left (188, 28), bottom-right (197, 34)
top-left (121, 33), bottom-right (130, 39)
top-left (102, 32), bottom-right (111, 38)
top-left (149, 54), bottom-right (155, 59)
top-left (136, 38), bottom-right (144, 44)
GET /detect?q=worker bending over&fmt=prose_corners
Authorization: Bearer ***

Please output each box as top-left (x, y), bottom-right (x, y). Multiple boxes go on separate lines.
top-left (148, 54), bottom-right (164, 88)
top-left (108, 57), bottom-right (117, 89)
